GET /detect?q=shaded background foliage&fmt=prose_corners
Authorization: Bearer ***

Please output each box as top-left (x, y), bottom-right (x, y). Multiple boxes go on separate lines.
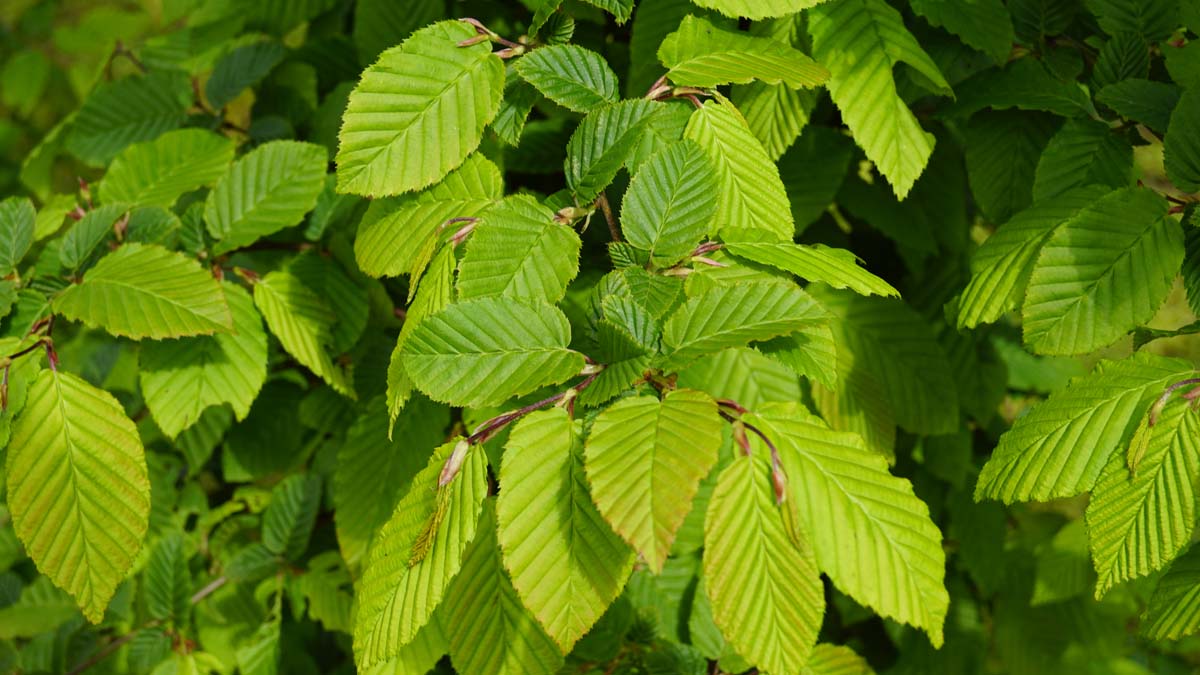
top-left (0, 0), bottom-right (1199, 674)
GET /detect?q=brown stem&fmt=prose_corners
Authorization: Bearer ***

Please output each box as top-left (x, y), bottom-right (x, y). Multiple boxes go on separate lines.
top-left (596, 193), bottom-right (620, 242)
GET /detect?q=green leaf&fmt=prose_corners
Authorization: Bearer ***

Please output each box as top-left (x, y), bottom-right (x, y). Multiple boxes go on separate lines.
top-left (353, 440), bottom-right (487, 669)
top-left (7, 369), bottom-right (151, 622)
top-left (444, 502), bottom-right (563, 675)
top-left (753, 403), bottom-right (949, 645)
top-left (808, 0), bottom-right (951, 198)
top-left (388, 245), bottom-right (456, 427)
top-left (949, 57), bottom-right (1092, 118)
top-left (689, 0), bottom-right (831, 20)
top-left (263, 474), bottom-right (321, 561)
top-left (1023, 187), bottom-right (1183, 355)
top-left (1097, 79), bottom-right (1181, 134)
top-left (204, 140), bottom-right (328, 254)
top-left (809, 286), bottom-right (959, 436)
top-left (779, 127), bottom-right (855, 232)
top-left (619, 140), bottom-right (717, 265)
top-left (677, 346), bottom-right (801, 409)
top-left (724, 239), bottom-right (899, 297)
top-left (253, 268), bottom-right (354, 397)
top-left (352, 0), bottom-right (445, 63)
top-left (457, 194), bottom-right (582, 303)
top-left (976, 352), bottom-right (1195, 503)
top-left (402, 298), bottom-right (585, 408)
top-left (731, 80), bottom-right (815, 162)
top-left (59, 203), bottom-right (127, 272)
top-left (100, 128), bottom-right (236, 209)
top-left (139, 282), bottom-right (267, 438)
top-left (658, 15), bottom-right (828, 89)
top-left (957, 186), bottom-right (1109, 329)
top-left (335, 396), bottom-right (449, 571)
top-left (662, 279), bottom-right (828, 370)
top-left (683, 98), bottom-right (793, 241)
top-left (288, 251), bottom-right (369, 355)
top-left (1143, 545), bottom-right (1200, 640)
top-left (354, 154), bottom-right (502, 278)
top-left (1164, 88), bottom-right (1200, 194)
top-left (144, 533), bottom-right (191, 623)
top-left (802, 644), bottom-right (876, 675)
top-left (53, 243), bottom-right (233, 340)
top-left (703, 449), bottom-right (824, 674)
top-left (966, 110), bottom-right (1062, 225)
top-left (0, 197), bottom-right (34, 276)
top-left (65, 71), bottom-right (191, 166)
top-left (585, 390), bottom-right (723, 572)
top-left (909, 0), bottom-right (1014, 63)
top-left (583, 0), bottom-right (635, 21)
top-left (1087, 397), bottom-right (1200, 596)
top-left (0, 578), bottom-right (78, 639)
top-left (566, 99), bottom-right (661, 202)
top-left (515, 44), bottom-right (619, 113)
top-left (337, 20), bottom-right (505, 197)
top-left (1033, 118), bottom-right (1133, 201)
top-left (1092, 32), bottom-right (1151, 88)
top-left (205, 40), bottom-right (287, 110)
top-left (496, 408), bottom-right (634, 652)
top-left (1085, 0), bottom-right (1180, 41)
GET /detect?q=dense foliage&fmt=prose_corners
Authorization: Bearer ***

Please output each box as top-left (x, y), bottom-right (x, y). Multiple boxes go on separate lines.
top-left (2, 0), bottom-right (1200, 673)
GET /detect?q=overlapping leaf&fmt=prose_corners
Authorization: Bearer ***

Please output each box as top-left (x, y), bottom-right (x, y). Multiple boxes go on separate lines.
top-left (724, 239), bottom-right (898, 297)
top-left (100, 128), bottom-right (235, 209)
top-left (515, 44), bottom-right (618, 112)
top-left (253, 267), bottom-right (354, 397)
top-left (0, 196), bottom-right (34, 276)
top-left (1143, 545), bottom-right (1200, 640)
top-left (1033, 119), bottom-right (1133, 201)
top-left (658, 15), bottom-right (828, 89)
top-left (566, 99), bottom-right (661, 202)
top-left (690, 0), bottom-right (831, 19)
top-left (65, 71), bottom-right (191, 166)
top-left (1164, 89), bottom-right (1200, 194)
top-left (909, 0), bottom-right (1014, 63)
top-left (619, 140), bottom-right (717, 265)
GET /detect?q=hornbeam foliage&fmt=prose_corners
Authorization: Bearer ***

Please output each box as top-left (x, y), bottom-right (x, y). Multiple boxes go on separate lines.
top-left (3, 1), bottom-right (1200, 674)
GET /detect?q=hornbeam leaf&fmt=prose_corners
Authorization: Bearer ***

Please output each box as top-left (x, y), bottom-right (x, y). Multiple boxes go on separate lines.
top-left (690, 0), bottom-right (832, 20)
top-left (704, 448), bottom-right (824, 674)
top-left (909, 0), bottom-right (1014, 63)
top-left (662, 279), bottom-right (828, 370)
top-left (354, 154), bottom-right (502, 278)
top-left (584, 389), bottom-right (724, 572)
top-left (253, 268), bottom-right (354, 397)
top-left (752, 402), bottom-right (949, 645)
top-left (139, 282), bottom-right (267, 438)
top-left (401, 298), bottom-right (586, 408)
top-left (724, 238), bottom-right (899, 297)
top-left (619, 140), bottom-right (718, 266)
top-left (204, 140), bottom-right (327, 254)
top-left (0, 196), bottom-right (35, 276)
top-left (1023, 187), bottom-right (1183, 355)
top-left (1032, 118), bottom-right (1133, 201)
top-left (65, 71), bottom-right (192, 166)
top-left (444, 502), bottom-right (563, 675)
top-left (337, 21), bottom-right (505, 197)
top-left (515, 44), bottom-right (619, 113)
top-left (801, 644), bottom-right (876, 675)
top-left (53, 243), bottom-right (233, 340)
top-left (100, 128), bottom-right (236, 209)
top-left (809, 0), bottom-right (952, 198)
top-left (496, 409), bottom-right (635, 652)
top-left (262, 473), bottom-right (321, 561)
top-left (976, 352), bottom-right (1195, 503)
top-left (658, 15), bottom-right (828, 89)
top-left (566, 99), bottom-right (662, 202)
top-left (1164, 88), bottom-right (1200, 194)
top-left (684, 98), bottom-right (794, 241)
top-left (1143, 545), bottom-right (1200, 641)
top-left (457, 194), bottom-right (582, 303)
top-left (1087, 397), bottom-right (1200, 596)
top-left (354, 441), bottom-right (487, 669)
top-left (7, 369), bottom-right (151, 622)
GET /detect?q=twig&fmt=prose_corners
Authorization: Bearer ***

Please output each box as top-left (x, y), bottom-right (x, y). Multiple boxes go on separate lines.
top-left (596, 193), bottom-right (620, 242)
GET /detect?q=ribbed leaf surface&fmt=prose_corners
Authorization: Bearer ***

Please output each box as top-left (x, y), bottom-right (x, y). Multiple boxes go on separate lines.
top-left (401, 298), bottom-right (585, 408)
top-left (584, 390), bottom-right (723, 572)
top-left (355, 154), bottom-right (502, 278)
top-left (139, 282), bottom-right (266, 438)
top-left (53, 243), bottom-right (233, 340)
top-left (753, 403), bottom-right (949, 645)
top-left (966, 110), bottom-right (1061, 225)
top-left (909, 0), bottom-right (1013, 63)
top-left (690, 0), bottom-right (830, 19)
top-left (515, 44), bottom-right (618, 113)
top-left (253, 268), bottom-right (354, 397)
top-left (725, 240), bottom-right (898, 297)
top-left (204, 140), bottom-right (327, 254)
top-left (1087, 398), bottom-right (1200, 596)
top-left (59, 203), bottom-right (126, 272)
top-left (1023, 187), bottom-right (1183, 355)
top-left (1032, 118), bottom-right (1133, 201)
top-left (1143, 545), bottom-right (1200, 640)
top-left (957, 186), bottom-right (1108, 329)
top-left (732, 80), bottom-right (814, 161)
top-left (444, 500), bottom-right (563, 674)
top-left (677, 346), bottom-right (801, 409)
top-left (1086, 0), bottom-right (1180, 41)
top-left (387, 245), bottom-right (456, 426)
top-left (662, 279), bottom-right (828, 370)
top-left (1164, 88), bottom-right (1200, 193)
top-left (704, 450), bottom-right (824, 674)
top-left (7, 370), bottom-right (151, 622)
top-left (976, 352), bottom-right (1194, 503)
top-left (1097, 79), bottom-right (1181, 134)
top-left (263, 474), bottom-right (321, 561)
top-left (684, 98), bottom-right (793, 241)
top-left (619, 140), bottom-right (717, 265)
top-left (65, 71), bottom-right (191, 166)
top-left (658, 15), bottom-right (828, 89)
top-left (144, 533), bottom-right (190, 623)
top-left (496, 409), bottom-right (634, 651)
top-left (566, 99), bottom-right (661, 202)
top-left (809, 0), bottom-right (951, 198)
top-left (354, 441), bottom-right (487, 669)
top-left (801, 644), bottom-right (875, 675)
top-left (337, 21), bottom-right (505, 197)
top-left (457, 195), bottom-right (582, 303)
top-left (100, 128), bottom-right (235, 209)
top-left (0, 196), bottom-right (34, 276)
